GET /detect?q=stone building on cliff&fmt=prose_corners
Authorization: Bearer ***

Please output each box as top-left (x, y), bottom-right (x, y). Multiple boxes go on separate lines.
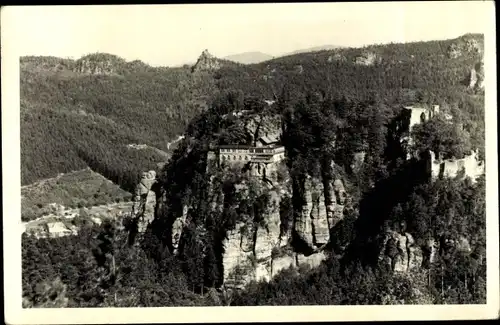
top-left (210, 133), bottom-right (286, 181)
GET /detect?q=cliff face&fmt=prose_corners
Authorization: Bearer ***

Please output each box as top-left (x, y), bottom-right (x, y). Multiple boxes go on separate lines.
top-left (219, 172), bottom-right (341, 289)
top-left (132, 103), bottom-right (358, 290)
top-left (294, 172), bottom-right (348, 251)
top-left (221, 180), bottom-right (291, 289)
top-left (131, 170), bottom-right (158, 235)
top-left (164, 155), bottom-right (353, 290)
top-left (378, 230), bottom-right (423, 273)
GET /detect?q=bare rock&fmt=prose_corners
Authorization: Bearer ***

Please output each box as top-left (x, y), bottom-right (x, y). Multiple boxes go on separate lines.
top-left (192, 49), bottom-right (223, 72)
top-left (354, 51), bottom-right (378, 66)
top-left (132, 170), bottom-right (157, 233)
top-left (468, 68), bottom-right (478, 89)
top-left (327, 53), bottom-right (346, 63)
top-left (296, 251), bottom-right (327, 269)
top-left (351, 151), bottom-right (366, 174)
top-left (271, 255), bottom-right (296, 277)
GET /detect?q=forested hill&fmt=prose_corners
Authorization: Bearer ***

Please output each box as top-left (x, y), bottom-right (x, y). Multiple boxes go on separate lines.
top-left (20, 53), bottom-right (219, 190)
top-left (21, 34), bottom-right (484, 193)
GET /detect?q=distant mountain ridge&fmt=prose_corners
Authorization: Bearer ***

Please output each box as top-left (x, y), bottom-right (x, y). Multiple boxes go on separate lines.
top-left (223, 51), bottom-right (274, 64)
top-left (283, 44), bottom-right (342, 55)
top-left (222, 46), bottom-right (342, 64)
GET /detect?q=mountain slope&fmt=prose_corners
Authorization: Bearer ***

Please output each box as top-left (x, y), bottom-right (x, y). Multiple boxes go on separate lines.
top-left (21, 168), bottom-right (132, 222)
top-left (20, 52), bottom-right (220, 190)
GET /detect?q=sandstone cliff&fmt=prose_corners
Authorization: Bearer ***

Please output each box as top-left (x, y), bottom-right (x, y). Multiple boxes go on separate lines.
top-left (294, 172), bottom-right (348, 252)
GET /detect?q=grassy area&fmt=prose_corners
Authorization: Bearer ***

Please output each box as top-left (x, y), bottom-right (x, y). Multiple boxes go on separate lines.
top-left (21, 168), bottom-right (132, 222)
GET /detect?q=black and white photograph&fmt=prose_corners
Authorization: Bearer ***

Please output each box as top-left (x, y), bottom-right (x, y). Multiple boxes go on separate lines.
top-left (2, 2), bottom-right (498, 323)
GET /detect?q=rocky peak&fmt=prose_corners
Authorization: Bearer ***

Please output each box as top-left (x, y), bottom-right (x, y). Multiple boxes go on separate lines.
top-left (191, 49), bottom-right (223, 72)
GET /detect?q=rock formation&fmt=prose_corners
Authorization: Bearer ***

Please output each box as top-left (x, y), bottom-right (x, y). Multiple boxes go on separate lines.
top-left (468, 68), bottom-right (478, 89)
top-left (73, 53), bottom-right (127, 75)
top-left (350, 151), bottom-right (366, 174)
top-left (171, 205), bottom-right (189, 254)
top-left (448, 37), bottom-right (483, 59)
top-left (354, 51), bottom-right (378, 66)
top-left (327, 53), bottom-right (346, 63)
top-left (378, 230), bottom-right (423, 273)
top-left (131, 170), bottom-right (158, 233)
top-left (192, 50), bottom-right (223, 72)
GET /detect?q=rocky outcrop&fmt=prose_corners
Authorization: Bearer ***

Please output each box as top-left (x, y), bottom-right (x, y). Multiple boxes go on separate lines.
top-left (467, 61), bottom-right (485, 91)
top-left (192, 50), bottom-right (223, 72)
top-left (157, 136), bottom-right (350, 291)
top-left (172, 205), bottom-right (189, 254)
top-left (73, 53), bottom-right (127, 75)
top-left (243, 113), bottom-right (282, 146)
top-left (295, 172), bottom-right (349, 251)
top-left (468, 68), bottom-right (478, 89)
top-left (350, 151), bottom-right (366, 174)
top-left (131, 170), bottom-right (158, 233)
top-left (354, 51), bottom-right (378, 66)
top-left (379, 230), bottom-right (423, 273)
top-left (447, 43), bottom-right (462, 59)
top-left (222, 179), bottom-right (291, 289)
top-left (447, 36), bottom-right (483, 59)
top-left (327, 53), bottom-right (346, 63)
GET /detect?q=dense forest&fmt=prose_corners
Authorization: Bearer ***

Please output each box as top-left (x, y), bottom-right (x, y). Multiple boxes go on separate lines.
top-left (22, 34), bottom-right (487, 307)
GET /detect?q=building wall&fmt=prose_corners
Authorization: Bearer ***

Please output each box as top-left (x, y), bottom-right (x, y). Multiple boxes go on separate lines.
top-left (404, 105), bottom-right (440, 131)
top-left (218, 146), bottom-right (285, 165)
top-left (405, 107), bottom-right (429, 130)
top-left (428, 149), bottom-right (484, 182)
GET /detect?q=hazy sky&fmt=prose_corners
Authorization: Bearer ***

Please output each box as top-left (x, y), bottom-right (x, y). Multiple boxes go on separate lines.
top-left (3, 2), bottom-right (492, 67)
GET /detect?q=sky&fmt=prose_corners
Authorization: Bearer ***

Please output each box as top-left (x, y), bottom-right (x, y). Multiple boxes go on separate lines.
top-left (2, 2), bottom-right (493, 67)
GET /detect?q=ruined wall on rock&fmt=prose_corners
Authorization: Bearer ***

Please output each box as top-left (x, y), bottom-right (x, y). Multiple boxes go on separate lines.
top-left (428, 149), bottom-right (484, 183)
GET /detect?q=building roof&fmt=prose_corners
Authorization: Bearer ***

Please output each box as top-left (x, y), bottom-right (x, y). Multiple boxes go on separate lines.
top-left (218, 143), bottom-right (284, 152)
top-left (218, 144), bottom-right (254, 149)
top-left (259, 133), bottom-right (280, 145)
